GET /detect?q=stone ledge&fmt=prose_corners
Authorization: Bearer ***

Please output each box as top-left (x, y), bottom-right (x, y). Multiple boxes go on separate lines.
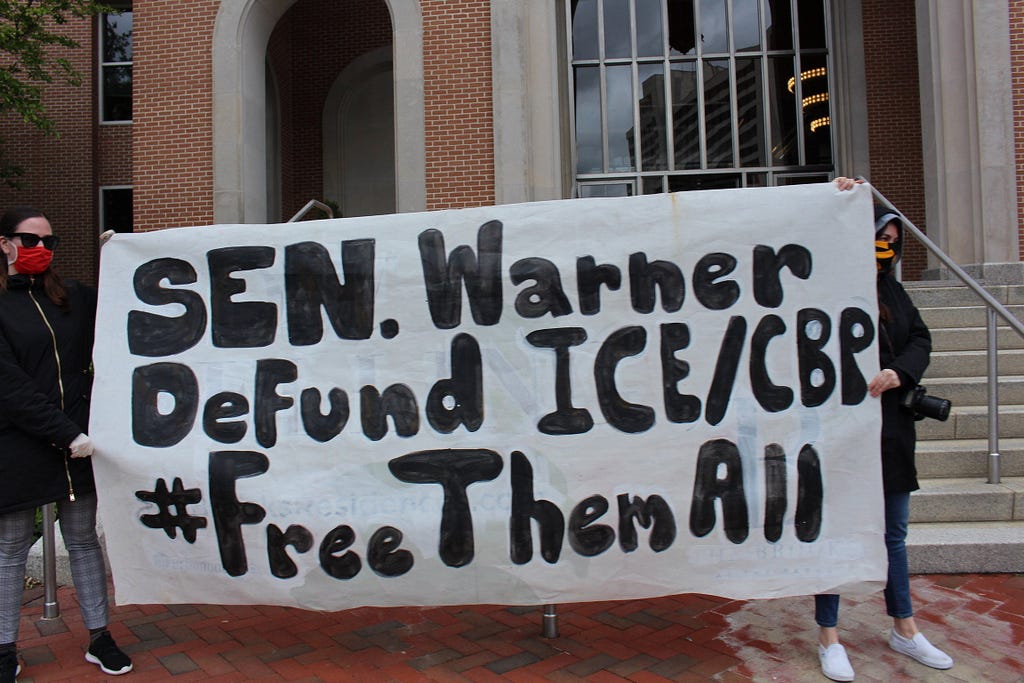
top-left (908, 520), bottom-right (1024, 573)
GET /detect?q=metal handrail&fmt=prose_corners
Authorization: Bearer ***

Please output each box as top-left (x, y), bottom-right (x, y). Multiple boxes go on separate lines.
top-left (872, 186), bottom-right (1024, 484)
top-left (288, 199), bottom-right (334, 222)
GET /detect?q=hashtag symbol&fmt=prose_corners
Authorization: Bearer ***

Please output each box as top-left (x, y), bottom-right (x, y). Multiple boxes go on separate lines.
top-left (135, 477), bottom-right (208, 543)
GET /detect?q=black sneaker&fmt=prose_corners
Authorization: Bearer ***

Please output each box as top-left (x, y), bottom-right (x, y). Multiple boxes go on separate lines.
top-left (85, 631), bottom-right (133, 675)
top-left (0, 650), bottom-right (19, 683)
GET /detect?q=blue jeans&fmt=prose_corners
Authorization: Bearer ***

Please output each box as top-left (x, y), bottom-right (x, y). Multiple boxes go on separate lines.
top-left (815, 492), bottom-right (912, 627)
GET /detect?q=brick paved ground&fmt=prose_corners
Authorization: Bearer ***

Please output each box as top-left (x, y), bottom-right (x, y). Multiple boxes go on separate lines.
top-left (11, 574), bottom-right (1024, 682)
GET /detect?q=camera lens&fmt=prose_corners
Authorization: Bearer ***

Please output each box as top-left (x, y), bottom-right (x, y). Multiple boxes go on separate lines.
top-left (917, 394), bottom-right (951, 422)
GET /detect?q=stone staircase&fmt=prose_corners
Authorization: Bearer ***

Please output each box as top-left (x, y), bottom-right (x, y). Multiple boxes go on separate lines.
top-left (904, 281), bottom-right (1024, 573)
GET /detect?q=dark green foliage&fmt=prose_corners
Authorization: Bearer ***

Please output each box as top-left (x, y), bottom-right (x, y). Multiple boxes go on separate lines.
top-left (0, 1), bottom-right (114, 186)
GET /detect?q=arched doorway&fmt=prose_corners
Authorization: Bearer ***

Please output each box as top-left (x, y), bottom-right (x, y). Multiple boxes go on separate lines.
top-left (212, 0), bottom-right (424, 224)
top-left (323, 47), bottom-right (395, 217)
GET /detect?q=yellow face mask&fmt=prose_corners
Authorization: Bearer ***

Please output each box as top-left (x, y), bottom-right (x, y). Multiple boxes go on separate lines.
top-left (875, 240), bottom-right (896, 273)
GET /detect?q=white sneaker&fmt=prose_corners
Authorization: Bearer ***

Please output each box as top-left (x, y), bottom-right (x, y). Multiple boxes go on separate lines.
top-left (888, 630), bottom-right (953, 669)
top-left (819, 643), bottom-right (855, 681)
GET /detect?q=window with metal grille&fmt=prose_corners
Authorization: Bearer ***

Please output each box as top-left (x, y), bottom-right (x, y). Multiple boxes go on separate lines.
top-left (100, 3), bottom-right (133, 123)
top-left (567, 0), bottom-right (834, 196)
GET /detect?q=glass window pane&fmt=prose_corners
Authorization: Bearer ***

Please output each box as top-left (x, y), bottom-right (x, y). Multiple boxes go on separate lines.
top-left (636, 0), bottom-right (664, 57)
top-left (797, 0), bottom-right (826, 50)
top-left (572, 0), bottom-right (599, 60)
top-left (606, 65), bottom-right (636, 172)
top-left (700, 0), bottom-right (728, 53)
top-left (776, 173), bottom-right (828, 186)
top-left (668, 0), bottom-right (697, 56)
top-left (102, 188), bottom-right (133, 232)
top-left (668, 173), bottom-right (741, 191)
top-left (704, 59), bottom-right (733, 168)
top-left (103, 65), bottom-right (133, 121)
top-left (103, 11), bottom-right (133, 62)
top-left (746, 172), bottom-right (767, 187)
top-left (604, 0), bottom-right (632, 58)
top-left (575, 66), bottom-right (603, 173)
top-left (735, 57), bottom-right (765, 166)
top-left (580, 182), bottom-right (633, 197)
top-left (768, 56), bottom-right (797, 166)
top-left (643, 176), bottom-right (665, 194)
top-left (764, 0), bottom-right (792, 50)
top-left (800, 54), bottom-right (831, 165)
top-left (638, 63), bottom-right (669, 171)
top-left (671, 61), bottom-right (700, 170)
top-left (733, 0), bottom-right (761, 52)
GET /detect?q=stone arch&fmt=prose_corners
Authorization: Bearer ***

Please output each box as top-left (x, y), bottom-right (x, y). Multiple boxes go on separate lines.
top-left (323, 46), bottom-right (394, 217)
top-left (212, 0), bottom-right (424, 223)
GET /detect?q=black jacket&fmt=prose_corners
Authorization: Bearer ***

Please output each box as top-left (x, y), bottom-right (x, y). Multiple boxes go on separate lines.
top-left (877, 272), bottom-right (931, 494)
top-left (0, 275), bottom-right (97, 514)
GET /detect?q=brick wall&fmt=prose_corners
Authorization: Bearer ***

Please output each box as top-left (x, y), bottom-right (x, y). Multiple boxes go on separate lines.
top-left (0, 16), bottom-right (98, 283)
top-left (98, 126), bottom-right (133, 185)
top-left (1012, 0), bottom-right (1024, 262)
top-left (861, 0), bottom-right (927, 279)
top-left (132, 1), bottom-right (218, 231)
top-left (422, 0), bottom-right (494, 210)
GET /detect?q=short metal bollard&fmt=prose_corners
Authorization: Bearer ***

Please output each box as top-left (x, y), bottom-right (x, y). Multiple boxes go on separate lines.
top-left (542, 604), bottom-right (558, 638)
top-left (42, 503), bottom-right (60, 619)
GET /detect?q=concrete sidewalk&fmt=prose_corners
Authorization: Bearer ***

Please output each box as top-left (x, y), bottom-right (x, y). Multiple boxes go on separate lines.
top-left (12, 573), bottom-right (1024, 681)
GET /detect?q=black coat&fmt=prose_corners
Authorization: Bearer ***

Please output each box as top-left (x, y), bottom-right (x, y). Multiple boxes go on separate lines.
top-left (0, 275), bottom-right (97, 514)
top-left (877, 272), bottom-right (932, 494)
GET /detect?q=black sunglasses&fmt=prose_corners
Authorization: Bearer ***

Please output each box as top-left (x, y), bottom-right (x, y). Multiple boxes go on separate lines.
top-left (5, 233), bottom-right (59, 250)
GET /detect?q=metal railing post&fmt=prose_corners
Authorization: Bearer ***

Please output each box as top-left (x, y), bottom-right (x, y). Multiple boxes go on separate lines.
top-left (987, 308), bottom-right (1002, 484)
top-left (42, 503), bottom-right (60, 619)
top-left (542, 604), bottom-right (559, 638)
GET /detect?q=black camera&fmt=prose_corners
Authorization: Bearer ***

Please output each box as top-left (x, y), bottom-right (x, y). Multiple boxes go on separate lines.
top-left (901, 385), bottom-right (951, 422)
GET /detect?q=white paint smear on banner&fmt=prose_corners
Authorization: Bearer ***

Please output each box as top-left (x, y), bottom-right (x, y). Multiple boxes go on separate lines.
top-left (91, 183), bottom-right (886, 610)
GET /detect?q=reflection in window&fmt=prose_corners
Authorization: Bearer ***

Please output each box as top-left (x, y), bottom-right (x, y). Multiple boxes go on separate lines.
top-left (101, 4), bottom-right (133, 122)
top-left (567, 0), bottom-right (833, 193)
top-left (580, 182), bottom-right (634, 197)
top-left (100, 187), bottom-right (133, 232)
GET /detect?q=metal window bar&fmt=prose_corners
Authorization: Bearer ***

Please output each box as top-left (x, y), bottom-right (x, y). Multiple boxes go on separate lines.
top-left (872, 185), bottom-right (1023, 485)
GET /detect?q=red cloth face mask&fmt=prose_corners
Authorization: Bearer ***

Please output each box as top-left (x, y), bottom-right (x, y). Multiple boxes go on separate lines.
top-left (13, 245), bottom-right (54, 275)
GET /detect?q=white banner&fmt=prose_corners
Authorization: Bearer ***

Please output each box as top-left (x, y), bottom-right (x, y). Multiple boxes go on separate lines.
top-left (91, 183), bottom-right (886, 610)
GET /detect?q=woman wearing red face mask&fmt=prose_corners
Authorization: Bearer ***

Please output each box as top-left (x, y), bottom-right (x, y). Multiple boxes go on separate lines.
top-left (0, 207), bottom-right (132, 682)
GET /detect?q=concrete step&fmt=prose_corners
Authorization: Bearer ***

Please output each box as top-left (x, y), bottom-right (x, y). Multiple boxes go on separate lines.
top-left (925, 349), bottom-right (1024, 377)
top-left (916, 437), bottom-right (1024, 478)
top-left (916, 404), bottom-right (1024, 441)
top-left (905, 282), bottom-right (1024, 308)
top-left (929, 325), bottom-right (1024, 351)
top-left (918, 304), bottom-right (1024, 330)
top-left (904, 281), bottom-right (1024, 574)
top-left (908, 477), bottom-right (1023, 523)
top-left (907, 520), bottom-right (1024, 573)
top-left (918, 376), bottom-right (1024, 406)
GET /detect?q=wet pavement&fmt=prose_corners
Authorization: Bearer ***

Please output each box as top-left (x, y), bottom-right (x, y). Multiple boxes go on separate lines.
top-left (12, 573), bottom-right (1024, 681)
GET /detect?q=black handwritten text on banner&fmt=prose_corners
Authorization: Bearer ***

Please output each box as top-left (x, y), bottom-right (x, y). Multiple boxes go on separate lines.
top-left (92, 185), bottom-right (886, 610)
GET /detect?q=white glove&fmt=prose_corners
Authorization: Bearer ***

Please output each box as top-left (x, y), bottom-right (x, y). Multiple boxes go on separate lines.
top-left (69, 433), bottom-right (95, 458)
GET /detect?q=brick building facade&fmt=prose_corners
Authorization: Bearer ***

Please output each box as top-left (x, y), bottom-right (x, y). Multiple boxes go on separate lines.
top-left (0, 0), bottom-right (1020, 285)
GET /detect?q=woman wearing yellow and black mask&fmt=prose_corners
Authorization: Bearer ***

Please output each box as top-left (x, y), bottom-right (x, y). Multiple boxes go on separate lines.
top-left (813, 179), bottom-right (954, 682)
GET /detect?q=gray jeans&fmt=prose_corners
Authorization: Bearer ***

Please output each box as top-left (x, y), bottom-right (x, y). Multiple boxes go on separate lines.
top-left (0, 493), bottom-right (109, 642)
